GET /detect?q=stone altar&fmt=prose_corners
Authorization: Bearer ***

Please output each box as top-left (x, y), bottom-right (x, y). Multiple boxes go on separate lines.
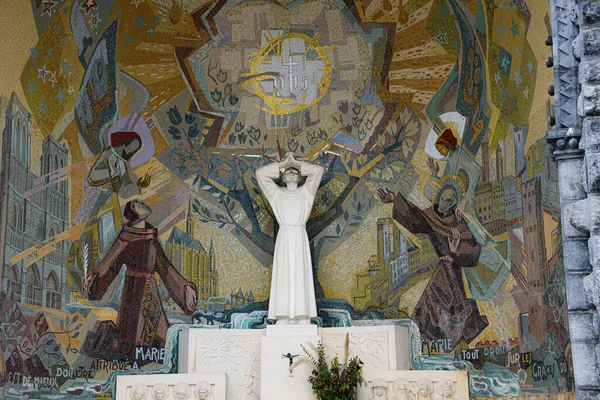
top-left (178, 325), bottom-right (411, 399)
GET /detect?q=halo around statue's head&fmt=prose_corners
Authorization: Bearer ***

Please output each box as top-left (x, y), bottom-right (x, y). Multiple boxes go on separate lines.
top-left (433, 174), bottom-right (466, 205)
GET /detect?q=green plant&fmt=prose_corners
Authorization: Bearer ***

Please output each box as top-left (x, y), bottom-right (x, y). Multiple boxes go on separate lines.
top-left (294, 333), bottom-right (364, 400)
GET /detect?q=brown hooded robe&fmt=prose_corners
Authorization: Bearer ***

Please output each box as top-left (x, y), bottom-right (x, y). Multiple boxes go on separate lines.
top-left (86, 222), bottom-right (196, 352)
top-left (392, 193), bottom-right (488, 347)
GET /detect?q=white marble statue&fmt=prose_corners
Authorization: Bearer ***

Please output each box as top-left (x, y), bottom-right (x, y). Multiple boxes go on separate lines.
top-left (256, 152), bottom-right (324, 324)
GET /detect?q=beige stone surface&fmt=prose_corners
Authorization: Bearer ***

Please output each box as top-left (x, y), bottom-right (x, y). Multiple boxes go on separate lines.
top-left (116, 372), bottom-right (226, 400)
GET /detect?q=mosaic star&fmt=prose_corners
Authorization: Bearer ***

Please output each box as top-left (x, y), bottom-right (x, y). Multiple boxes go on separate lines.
top-left (90, 12), bottom-right (101, 29)
top-left (56, 88), bottom-right (66, 104)
top-left (39, 100), bottom-right (48, 114)
top-left (513, 70), bottom-right (522, 87)
top-left (435, 30), bottom-right (448, 45)
top-left (37, 64), bottom-right (50, 83)
top-left (41, 0), bottom-right (57, 17)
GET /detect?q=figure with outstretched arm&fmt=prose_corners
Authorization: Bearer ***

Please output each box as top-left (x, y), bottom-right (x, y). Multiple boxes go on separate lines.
top-left (256, 152), bottom-right (324, 325)
top-left (84, 200), bottom-right (196, 352)
top-left (378, 182), bottom-right (488, 348)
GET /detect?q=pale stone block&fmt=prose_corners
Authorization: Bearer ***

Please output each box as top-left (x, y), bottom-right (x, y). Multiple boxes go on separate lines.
top-left (572, 342), bottom-right (600, 387)
top-left (178, 329), bottom-right (263, 399)
top-left (568, 311), bottom-right (599, 341)
top-left (357, 370), bottom-right (469, 400)
top-left (321, 325), bottom-right (410, 371)
top-left (558, 159), bottom-right (585, 201)
top-left (116, 372), bottom-right (226, 400)
top-left (266, 324), bottom-right (318, 337)
top-left (260, 335), bottom-right (321, 400)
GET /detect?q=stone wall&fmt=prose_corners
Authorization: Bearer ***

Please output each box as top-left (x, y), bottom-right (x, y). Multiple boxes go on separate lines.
top-left (547, 0), bottom-right (600, 398)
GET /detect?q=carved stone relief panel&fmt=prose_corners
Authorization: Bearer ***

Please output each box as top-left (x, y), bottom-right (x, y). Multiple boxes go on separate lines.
top-left (322, 326), bottom-right (410, 370)
top-left (115, 373), bottom-right (226, 400)
top-left (179, 330), bottom-right (263, 400)
top-left (357, 370), bottom-right (468, 400)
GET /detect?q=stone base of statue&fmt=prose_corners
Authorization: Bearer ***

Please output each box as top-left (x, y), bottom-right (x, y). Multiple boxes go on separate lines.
top-left (178, 323), bottom-right (411, 400)
top-left (265, 324), bottom-right (318, 336)
top-left (178, 328), bottom-right (263, 399)
top-left (261, 334), bottom-right (321, 400)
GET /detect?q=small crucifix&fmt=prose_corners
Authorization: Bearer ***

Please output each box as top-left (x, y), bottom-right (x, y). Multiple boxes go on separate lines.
top-left (282, 352), bottom-right (300, 377)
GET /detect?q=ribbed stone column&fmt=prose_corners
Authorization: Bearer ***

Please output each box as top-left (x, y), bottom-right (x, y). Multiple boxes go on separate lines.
top-left (547, 0), bottom-right (600, 398)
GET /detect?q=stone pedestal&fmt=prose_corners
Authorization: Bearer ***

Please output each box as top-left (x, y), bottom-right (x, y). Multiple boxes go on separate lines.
top-left (178, 329), bottom-right (263, 399)
top-left (260, 335), bottom-right (321, 400)
top-left (265, 324), bottom-right (318, 336)
top-left (178, 324), bottom-right (411, 399)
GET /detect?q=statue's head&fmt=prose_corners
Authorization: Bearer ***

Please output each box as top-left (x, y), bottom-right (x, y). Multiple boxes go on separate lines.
top-left (195, 382), bottom-right (211, 400)
top-left (124, 199), bottom-right (152, 223)
top-left (417, 378), bottom-right (433, 397)
top-left (435, 186), bottom-right (459, 217)
top-left (437, 380), bottom-right (455, 398)
top-left (173, 383), bottom-right (191, 399)
top-left (130, 384), bottom-right (148, 400)
top-left (282, 167), bottom-right (300, 185)
top-left (371, 378), bottom-right (388, 397)
top-left (393, 378), bottom-right (410, 394)
top-left (435, 128), bottom-right (458, 157)
top-left (152, 383), bottom-right (169, 400)
top-left (110, 130), bottom-right (142, 161)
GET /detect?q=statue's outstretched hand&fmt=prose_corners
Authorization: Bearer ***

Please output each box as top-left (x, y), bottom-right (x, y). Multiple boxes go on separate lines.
top-left (83, 273), bottom-right (96, 297)
top-left (377, 188), bottom-right (396, 204)
top-left (455, 198), bottom-right (467, 222)
top-left (185, 285), bottom-right (197, 312)
top-left (426, 157), bottom-right (440, 177)
top-left (448, 227), bottom-right (461, 254)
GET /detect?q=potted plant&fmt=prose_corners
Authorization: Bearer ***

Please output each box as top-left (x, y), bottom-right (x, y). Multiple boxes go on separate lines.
top-left (292, 333), bottom-right (364, 400)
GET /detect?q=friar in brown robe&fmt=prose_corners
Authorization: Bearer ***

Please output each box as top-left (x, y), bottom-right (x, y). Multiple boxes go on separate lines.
top-left (379, 185), bottom-right (488, 348)
top-left (84, 200), bottom-right (197, 355)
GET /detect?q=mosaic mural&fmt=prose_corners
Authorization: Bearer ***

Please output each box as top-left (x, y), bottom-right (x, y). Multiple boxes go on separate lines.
top-left (0, 0), bottom-right (572, 397)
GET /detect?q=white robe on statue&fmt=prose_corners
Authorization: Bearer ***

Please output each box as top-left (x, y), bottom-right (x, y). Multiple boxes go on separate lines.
top-left (256, 161), bottom-right (324, 320)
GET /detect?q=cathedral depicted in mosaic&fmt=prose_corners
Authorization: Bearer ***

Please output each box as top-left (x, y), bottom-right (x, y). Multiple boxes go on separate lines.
top-left (0, 93), bottom-right (70, 310)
